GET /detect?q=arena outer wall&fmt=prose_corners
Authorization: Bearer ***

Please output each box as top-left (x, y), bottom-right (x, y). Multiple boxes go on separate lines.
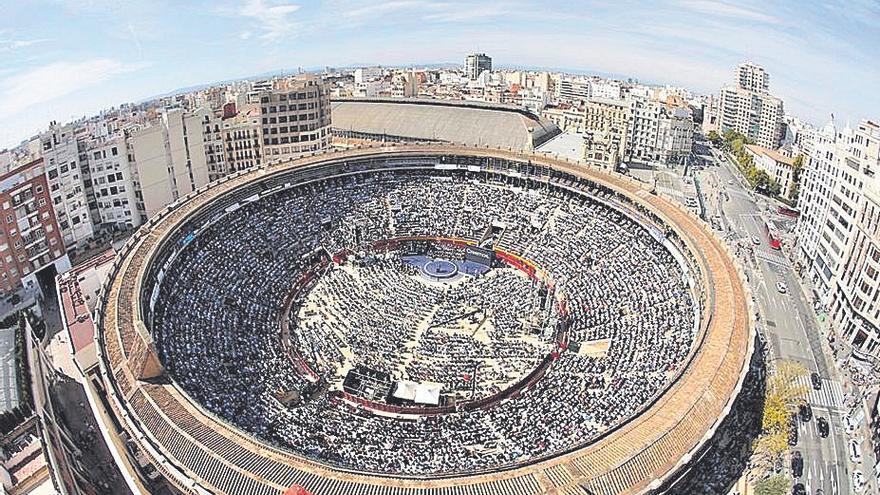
top-left (92, 144), bottom-right (755, 495)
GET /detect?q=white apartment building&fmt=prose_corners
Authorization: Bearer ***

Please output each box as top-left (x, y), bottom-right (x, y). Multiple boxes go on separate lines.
top-left (129, 108), bottom-right (211, 218)
top-left (591, 80), bottom-right (623, 100)
top-left (736, 62), bottom-right (770, 94)
top-left (627, 99), bottom-right (694, 165)
top-left (628, 99), bottom-right (661, 162)
top-left (718, 62), bottom-right (785, 149)
top-left (39, 123), bottom-right (96, 251)
top-left (796, 120), bottom-right (880, 358)
top-left (84, 135), bottom-right (143, 229)
top-left (796, 121), bottom-right (842, 297)
top-left (558, 78), bottom-right (592, 102)
top-left (354, 67), bottom-right (383, 84)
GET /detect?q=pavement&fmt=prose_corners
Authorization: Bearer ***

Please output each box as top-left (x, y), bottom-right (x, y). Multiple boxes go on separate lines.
top-left (691, 139), bottom-right (870, 495)
top-left (0, 325), bottom-right (18, 412)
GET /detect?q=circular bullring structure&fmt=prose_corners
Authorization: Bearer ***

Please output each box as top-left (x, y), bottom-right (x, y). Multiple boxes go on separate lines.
top-left (94, 144), bottom-right (754, 495)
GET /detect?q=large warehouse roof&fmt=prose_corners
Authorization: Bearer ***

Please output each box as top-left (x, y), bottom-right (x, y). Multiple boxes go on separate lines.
top-left (331, 98), bottom-right (560, 151)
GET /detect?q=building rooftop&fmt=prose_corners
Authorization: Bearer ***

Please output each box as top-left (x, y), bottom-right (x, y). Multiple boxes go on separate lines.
top-left (746, 144), bottom-right (795, 166)
top-left (330, 97), bottom-right (560, 151)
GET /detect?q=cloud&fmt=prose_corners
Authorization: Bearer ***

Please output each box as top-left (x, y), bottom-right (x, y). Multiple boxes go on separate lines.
top-left (678, 0), bottom-right (780, 24)
top-left (0, 59), bottom-right (147, 117)
top-left (343, 1), bottom-right (427, 19)
top-left (0, 38), bottom-right (53, 51)
top-left (234, 0), bottom-right (301, 41)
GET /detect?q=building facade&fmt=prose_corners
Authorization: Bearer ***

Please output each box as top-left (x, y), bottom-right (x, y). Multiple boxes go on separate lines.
top-left (465, 53), bottom-right (492, 81)
top-left (718, 62), bottom-right (785, 149)
top-left (129, 108), bottom-right (211, 218)
top-left (0, 159), bottom-right (69, 293)
top-left (796, 120), bottom-right (880, 358)
top-left (585, 98), bottom-right (631, 164)
top-left (745, 144), bottom-right (796, 198)
top-left (38, 123), bottom-right (95, 251)
top-left (259, 76), bottom-right (332, 164)
top-left (83, 134), bottom-right (143, 230)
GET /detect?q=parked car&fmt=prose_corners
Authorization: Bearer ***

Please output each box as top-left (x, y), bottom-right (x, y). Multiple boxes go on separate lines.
top-left (849, 439), bottom-right (862, 463)
top-left (788, 417), bottom-right (799, 446)
top-left (852, 469), bottom-right (866, 491)
top-left (817, 416), bottom-right (829, 437)
top-left (752, 236), bottom-right (761, 245)
top-left (777, 281), bottom-right (788, 293)
top-left (791, 450), bottom-right (804, 478)
top-left (811, 372), bottom-right (822, 390)
top-left (792, 482), bottom-right (806, 495)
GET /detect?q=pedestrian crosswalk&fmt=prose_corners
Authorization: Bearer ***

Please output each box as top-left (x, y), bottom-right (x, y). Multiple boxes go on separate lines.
top-left (755, 249), bottom-right (790, 266)
top-left (797, 376), bottom-right (846, 412)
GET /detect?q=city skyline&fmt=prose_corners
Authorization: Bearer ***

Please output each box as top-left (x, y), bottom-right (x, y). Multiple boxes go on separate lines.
top-left (2, 0), bottom-right (879, 148)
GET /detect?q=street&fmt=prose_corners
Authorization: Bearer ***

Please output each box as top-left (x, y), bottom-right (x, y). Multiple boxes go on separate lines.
top-left (694, 141), bottom-right (864, 495)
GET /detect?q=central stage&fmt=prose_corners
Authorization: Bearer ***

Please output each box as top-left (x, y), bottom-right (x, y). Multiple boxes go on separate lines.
top-left (422, 259), bottom-right (459, 280)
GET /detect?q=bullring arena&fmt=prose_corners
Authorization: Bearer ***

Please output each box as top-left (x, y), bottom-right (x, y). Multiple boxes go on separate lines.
top-left (93, 144), bottom-right (754, 495)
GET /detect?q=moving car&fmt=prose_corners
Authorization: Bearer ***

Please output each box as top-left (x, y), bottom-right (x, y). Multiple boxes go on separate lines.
top-left (817, 416), bottom-right (829, 437)
top-left (777, 281), bottom-right (788, 293)
top-left (752, 236), bottom-right (761, 245)
top-left (811, 372), bottom-right (822, 390)
top-left (798, 403), bottom-right (812, 422)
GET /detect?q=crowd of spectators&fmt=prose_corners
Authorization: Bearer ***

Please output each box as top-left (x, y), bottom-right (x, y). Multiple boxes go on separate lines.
top-left (152, 169), bottom-right (698, 475)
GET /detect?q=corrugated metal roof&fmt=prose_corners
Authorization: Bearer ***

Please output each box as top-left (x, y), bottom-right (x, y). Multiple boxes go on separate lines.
top-left (331, 99), bottom-right (559, 151)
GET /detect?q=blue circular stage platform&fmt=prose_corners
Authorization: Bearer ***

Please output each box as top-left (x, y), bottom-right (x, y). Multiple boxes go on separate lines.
top-left (423, 259), bottom-right (459, 280)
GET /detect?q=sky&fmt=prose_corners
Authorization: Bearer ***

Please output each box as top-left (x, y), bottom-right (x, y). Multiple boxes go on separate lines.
top-left (1, 0), bottom-right (878, 149)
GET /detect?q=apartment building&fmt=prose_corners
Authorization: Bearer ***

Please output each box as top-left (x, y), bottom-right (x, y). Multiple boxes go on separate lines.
top-left (745, 144), bottom-right (796, 198)
top-left (585, 98), bottom-right (631, 163)
top-left (657, 106), bottom-right (694, 165)
top-left (558, 78), bottom-right (592, 103)
top-left (129, 108), bottom-right (211, 218)
top-left (84, 135), bottom-right (143, 229)
top-left (736, 62), bottom-right (770, 94)
top-left (259, 76), bottom-right (332, 164)
top-left (718, 62), bottom-right (785, 149)
top-left (826, 121), bottom-right (880, 357)
top-left (222, 105), bottom-right (263, 173)
top-left (202, 110), bottom-right (227, 181)
top-left (629, 99), bottom-right (661, 162)
top-left (465, 53), bottom-right (492, 81)
top-left (0, 158), bottom-right (69, 294)
top-left (583, 130), bottom-right (621, 170)
top-left (542, 104), bottom-right (586, 133)
top-left (796, 121), bottom-right (843, 298)
top-left (796, 120), bottom-right (880, 358)
top-left (38, 123), bottom-right (95, 251)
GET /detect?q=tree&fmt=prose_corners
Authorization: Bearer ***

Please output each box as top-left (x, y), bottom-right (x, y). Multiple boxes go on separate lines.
top-left (754, 475), bottom-right (790, 495)
top-left (788, 154), bottom-right (805, 202)
top-left (707, 130), bottom-right (722, 146)
top-left (753, 360), bottom-right (809, 475)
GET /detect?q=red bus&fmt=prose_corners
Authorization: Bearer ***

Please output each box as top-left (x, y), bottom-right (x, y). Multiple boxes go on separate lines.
top-left (764, 221), bottom-right (782, 250)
